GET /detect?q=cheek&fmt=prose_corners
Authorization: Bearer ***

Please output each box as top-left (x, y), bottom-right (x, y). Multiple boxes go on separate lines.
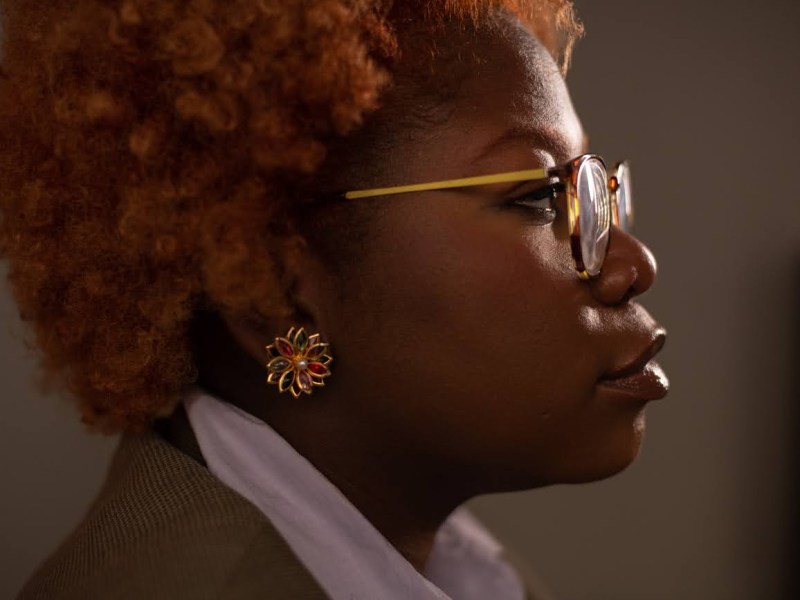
top-left (423, 211), bottom-right (630, 470)
top-left (387, 201), bottom-right (593, 407)
top-left (333, 200), bottom-right (639, 485)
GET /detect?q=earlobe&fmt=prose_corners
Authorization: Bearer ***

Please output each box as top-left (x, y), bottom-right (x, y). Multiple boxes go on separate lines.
top-left (220, 248), bottom-right (329, 368)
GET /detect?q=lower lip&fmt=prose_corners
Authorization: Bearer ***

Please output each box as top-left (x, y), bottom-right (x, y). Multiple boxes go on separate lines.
top-left (597, 361), bottom-right (669, 402)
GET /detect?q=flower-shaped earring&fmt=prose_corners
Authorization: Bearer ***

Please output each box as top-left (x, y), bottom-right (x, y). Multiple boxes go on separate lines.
top-left (265, 326), bottom-right (333, 398)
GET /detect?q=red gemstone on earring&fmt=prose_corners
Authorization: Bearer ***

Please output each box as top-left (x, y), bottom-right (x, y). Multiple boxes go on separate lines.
top-left (277, 341), bottom-right (294, 357)
top-left (308, 362), bottom-right (328, 376)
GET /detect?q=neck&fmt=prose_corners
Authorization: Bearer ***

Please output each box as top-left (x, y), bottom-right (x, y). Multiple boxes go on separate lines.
top-left (188, 310), bottom-right (473, 572)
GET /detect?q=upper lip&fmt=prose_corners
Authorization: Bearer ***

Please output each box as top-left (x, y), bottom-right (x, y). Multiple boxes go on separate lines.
top-left (601, 331), bottom-right (667, 380)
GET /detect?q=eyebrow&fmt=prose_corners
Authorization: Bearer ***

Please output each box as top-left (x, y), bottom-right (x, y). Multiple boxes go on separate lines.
top-left (469, 125), bottom-right (588, 167)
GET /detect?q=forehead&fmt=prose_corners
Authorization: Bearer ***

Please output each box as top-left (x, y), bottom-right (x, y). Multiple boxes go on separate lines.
top-left (442, 13), bottom-right (585, 167)
top-left (317, 10), bottom-right (585, 192)
top-left (383, 10), bottom-right (585, 176)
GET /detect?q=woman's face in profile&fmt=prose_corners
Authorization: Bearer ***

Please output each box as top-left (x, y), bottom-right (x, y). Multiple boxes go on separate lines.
top-left (297, 10), bottom-right (666, 493)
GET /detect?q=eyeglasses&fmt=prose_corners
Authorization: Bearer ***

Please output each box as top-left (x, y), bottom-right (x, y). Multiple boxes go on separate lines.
top-left (332, 154), bottom-right (633, 279)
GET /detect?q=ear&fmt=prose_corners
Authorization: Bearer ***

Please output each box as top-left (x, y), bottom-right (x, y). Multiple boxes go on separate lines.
top-left (221, 234), bottom-right (332, 366)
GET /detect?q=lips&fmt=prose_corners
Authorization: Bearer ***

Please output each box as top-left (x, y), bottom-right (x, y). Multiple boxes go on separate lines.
top-left (598, 332), bottom-right (669, 401)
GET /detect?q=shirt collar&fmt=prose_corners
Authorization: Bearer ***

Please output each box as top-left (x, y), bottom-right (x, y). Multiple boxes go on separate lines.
top-left (183, 385), bottom-right (526, 600)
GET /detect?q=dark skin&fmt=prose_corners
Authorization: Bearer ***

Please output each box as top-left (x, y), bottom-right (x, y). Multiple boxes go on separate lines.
top-left (191, 11), bottom-right (667, 573)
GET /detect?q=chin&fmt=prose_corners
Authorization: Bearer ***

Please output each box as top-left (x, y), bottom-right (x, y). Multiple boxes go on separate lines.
top-left (556, 409), bottom-right (648, 485)
top-left (498, 409), bottom-right (650, 490)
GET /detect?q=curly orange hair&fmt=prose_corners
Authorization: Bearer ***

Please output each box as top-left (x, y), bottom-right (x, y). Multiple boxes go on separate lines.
top-left (0, 0), bottom-right (582, 433)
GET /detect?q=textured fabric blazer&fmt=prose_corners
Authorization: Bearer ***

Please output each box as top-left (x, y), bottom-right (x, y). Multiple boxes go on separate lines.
top-left (18, 404), bottom-right (544, 600)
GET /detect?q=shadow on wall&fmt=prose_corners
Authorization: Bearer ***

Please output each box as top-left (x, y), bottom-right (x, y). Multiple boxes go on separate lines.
top-left (792, 253), bottom-right (800, 599)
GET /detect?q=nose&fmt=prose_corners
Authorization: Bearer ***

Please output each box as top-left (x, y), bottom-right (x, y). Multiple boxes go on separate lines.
top-left (589, 225), bottom-right (657, 306)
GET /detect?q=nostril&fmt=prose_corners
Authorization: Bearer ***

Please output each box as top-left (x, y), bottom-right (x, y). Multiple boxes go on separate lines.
top-left (620, 287), bottom-right (634, 304)
top-left (618, 282), bottom-right (638, 305)
top-left (592, 263), bottom-right (640, 306)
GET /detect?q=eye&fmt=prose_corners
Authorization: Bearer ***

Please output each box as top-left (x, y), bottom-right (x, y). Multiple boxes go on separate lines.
top-left (508, 182), bottom-right (564, 222)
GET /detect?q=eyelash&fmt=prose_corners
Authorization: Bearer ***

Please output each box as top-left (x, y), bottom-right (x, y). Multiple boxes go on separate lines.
top-left (508, 183), bottom-right (564, 221)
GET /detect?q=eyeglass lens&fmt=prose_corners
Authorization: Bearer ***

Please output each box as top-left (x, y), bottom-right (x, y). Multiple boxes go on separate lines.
top-left (576, 158), bottom-right (611, 277)
top-left (615, 162), bottom-right (633, 232)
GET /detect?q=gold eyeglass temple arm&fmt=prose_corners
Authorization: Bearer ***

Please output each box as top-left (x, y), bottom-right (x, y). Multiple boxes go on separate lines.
top-left (343, 167), bottom-right (551, 200)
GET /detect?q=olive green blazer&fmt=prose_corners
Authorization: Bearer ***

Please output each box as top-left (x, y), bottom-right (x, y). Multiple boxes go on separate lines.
top-left (17, 404), bottom-right (546, 600)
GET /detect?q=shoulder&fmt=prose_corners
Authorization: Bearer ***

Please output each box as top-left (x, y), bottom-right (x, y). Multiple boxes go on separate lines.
top-left (17, 429), bottom-right (328, 600)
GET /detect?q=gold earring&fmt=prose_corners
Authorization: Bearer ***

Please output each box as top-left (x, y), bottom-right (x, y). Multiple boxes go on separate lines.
top-left (265, 326), bottom-right (333, 398)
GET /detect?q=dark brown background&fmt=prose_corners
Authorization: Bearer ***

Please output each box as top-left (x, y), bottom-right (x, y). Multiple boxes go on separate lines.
top-left (2, 1), bottom-right (799, 598)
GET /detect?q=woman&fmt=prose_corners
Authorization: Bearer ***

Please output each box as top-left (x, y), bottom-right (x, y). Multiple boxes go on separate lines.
top-left (0, 0), bottom-right (668, 598)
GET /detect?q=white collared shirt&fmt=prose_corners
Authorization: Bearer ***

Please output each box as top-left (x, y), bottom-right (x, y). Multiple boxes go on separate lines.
top-left (183, 386), bottom-right (527, 600)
